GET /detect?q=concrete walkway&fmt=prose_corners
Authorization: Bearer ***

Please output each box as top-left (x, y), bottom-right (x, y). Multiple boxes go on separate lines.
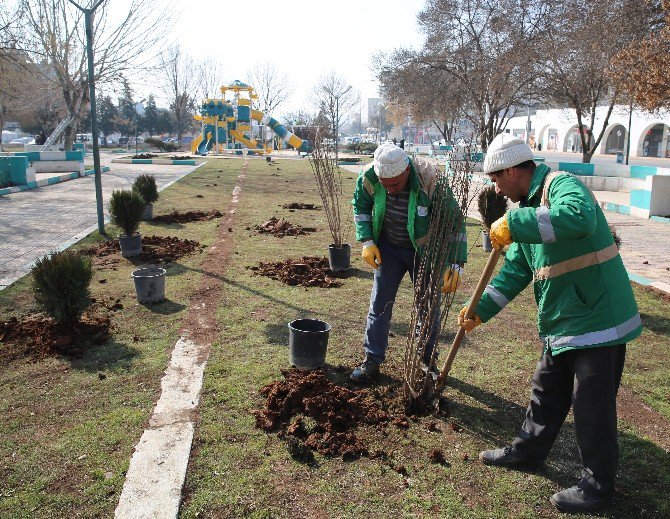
top-left (0, 157), bottom-right (200, 290)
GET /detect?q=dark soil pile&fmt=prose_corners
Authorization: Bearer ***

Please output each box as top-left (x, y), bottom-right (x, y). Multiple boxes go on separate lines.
top-left (152, 210), bottom-right (223, 224)
top-left (281, 203), bottom-right (320, 210)
top-left (248, 256), bottom-right (343, 288)
top-left (132, 153), bottom-right (158, 159)
top-left (0, 314), bottom-right (110, 361)
top-left (255, 217), bottom-right (316, 237)
top-left (84, 235), bottom-right (202, 264)
top-left (253, 369), bottom-right (390, 458)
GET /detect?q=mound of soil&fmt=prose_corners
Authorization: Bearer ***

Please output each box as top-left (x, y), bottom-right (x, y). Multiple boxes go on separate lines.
top-left (0, 314), bottom-right (110, 362)
top-left (255, 217), bottom-right (316, 237)
top-left (248, 256), bottom-right (343, 288)
top-left (281, 203), bottom-right (320, 210)
top-left (253, 369), bottom-right (390, 458)
top-left (152, 210), bottom-right (223, 224)
top-left (84, 235), bottom-right (202, 264)
top-left (132, 153), bottom-right (158, 159)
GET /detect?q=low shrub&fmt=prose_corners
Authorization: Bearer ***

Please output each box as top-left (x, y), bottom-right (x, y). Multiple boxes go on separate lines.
top-left (132, 174), bottom-right (159, 204)
top-left (109, 189), bottom-right (145, 236)
top-left (145, 137), bottom-right (179, 152)
top-left (32, 251), bottom-right (93, 326)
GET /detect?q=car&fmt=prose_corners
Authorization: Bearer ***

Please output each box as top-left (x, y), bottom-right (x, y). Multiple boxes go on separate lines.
top-left (9, 137), bottom-right (34, 145)
top-left (118, 136), bottom-right (129, 145)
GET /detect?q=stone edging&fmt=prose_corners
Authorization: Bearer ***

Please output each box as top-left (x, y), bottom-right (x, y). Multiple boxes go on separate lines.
top-left (0, 166), bottom-right (111, 195)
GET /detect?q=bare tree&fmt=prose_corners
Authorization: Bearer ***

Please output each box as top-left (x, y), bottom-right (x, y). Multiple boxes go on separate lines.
top-left (19, 0), bottom-right (172, 150)
top-left (537, 0), bottom-right (657, 162)
top-left (194, 55), bottom-right (226, 101)
top-left (246, 61), bottom-right (292, 116)
top-left (310, 71), bottom-right (358, 141)
top-left (159, 45), bottom-right (197, 144)
top-left (406, 0), bottom-right (547, 150)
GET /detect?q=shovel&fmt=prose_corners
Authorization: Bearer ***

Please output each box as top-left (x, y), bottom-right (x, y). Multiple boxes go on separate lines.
top-left (431, 247), bottom-right (503, 397)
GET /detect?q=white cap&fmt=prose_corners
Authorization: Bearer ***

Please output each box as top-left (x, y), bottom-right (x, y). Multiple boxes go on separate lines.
top-left (483, 133), bottom-right (535, 174)
top-left (373, 144), bottom-right (409, 178)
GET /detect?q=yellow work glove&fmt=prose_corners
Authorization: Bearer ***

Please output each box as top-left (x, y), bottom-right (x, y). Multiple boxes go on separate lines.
top-left (442, 264), bottom-right (463, 294)
top-left (490, 213), bottom-right (513, 250)
top-left (458, 306), bottom-right (482, 333)
top-left (361, 240), bottom-right (382, 269)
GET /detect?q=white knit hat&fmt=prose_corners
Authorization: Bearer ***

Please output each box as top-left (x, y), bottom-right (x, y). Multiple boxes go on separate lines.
top-left (373, 144), bottom-right (409, 178)
top-left (483, 133), bottom-right (535, 174)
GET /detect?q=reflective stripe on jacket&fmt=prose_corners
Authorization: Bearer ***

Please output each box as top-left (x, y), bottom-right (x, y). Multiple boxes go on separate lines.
top-left (352, 157), bottom-right (467, 264)
top-left (475, 163), bottom-right (641, 354)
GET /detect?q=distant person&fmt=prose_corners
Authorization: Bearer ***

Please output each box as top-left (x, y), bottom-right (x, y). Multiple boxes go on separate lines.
top-left (35, 130), bottom-right (46, 145)
top-left (392, 137), bottom-right (397, 145)
top-left (538, 142), bottom-right (542, 152)
top-left (399, 138), bottom-right (405, 150)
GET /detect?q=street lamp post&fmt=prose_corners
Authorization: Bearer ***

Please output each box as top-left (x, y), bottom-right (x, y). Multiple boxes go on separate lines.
top-left (68, 0), bottom-right (106, 236)
top-left (134, 99), bottom-right (146, 157)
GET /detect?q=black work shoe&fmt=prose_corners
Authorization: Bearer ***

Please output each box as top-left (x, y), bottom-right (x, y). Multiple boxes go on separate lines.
top-left (550, 485), bottom-right (614, 513)
top-left (478, 446), bottom-right (532, 467)
top-left (350, 357), bottom-right (380, 384)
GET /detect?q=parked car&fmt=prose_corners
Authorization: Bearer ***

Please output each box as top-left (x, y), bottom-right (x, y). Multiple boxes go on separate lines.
top-left (118, 136), bottom-right (129, 146)
top-left (9, 137), bottom-right (35, 145)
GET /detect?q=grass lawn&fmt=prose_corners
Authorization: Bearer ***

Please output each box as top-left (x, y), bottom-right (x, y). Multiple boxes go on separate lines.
top-left (1, 156), bottom-right (669, 518)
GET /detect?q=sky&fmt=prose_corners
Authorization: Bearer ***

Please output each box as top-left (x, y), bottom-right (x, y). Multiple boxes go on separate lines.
top-left (156, 0), bottom-right (427, 121)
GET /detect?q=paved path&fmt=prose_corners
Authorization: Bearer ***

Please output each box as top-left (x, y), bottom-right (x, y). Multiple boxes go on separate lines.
top-left (0, 159), bottom-right (199, 289)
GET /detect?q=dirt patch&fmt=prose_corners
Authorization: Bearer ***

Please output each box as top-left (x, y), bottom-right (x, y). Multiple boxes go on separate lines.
top-left (152, 210), bottom-right (224, 224)
top-left (632, 282), bottom-right (670, 303)
top-left (132, 153), bottom-right (158, 159)
top-left (83, 235), bottom-right (203, 265)
top-left (255, 217), bottom-right (316, 237)
top-left (428, 449), bottom-right (448, 465)
top-left (248, 256), bottom-right (345, 288)
top-left (0, 313), bottom-right (111, 362)
top-left (253, 369), bottom-right (391, 459)
top-left (618, 387), bottom-right (670, 452)
top-left (281, 203), bottom-right (320, 210)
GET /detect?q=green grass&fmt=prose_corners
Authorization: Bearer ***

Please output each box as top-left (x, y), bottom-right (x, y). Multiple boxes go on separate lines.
top-left (179, 158), bottom-right (670, 518)
top-left (1, 157), bottom-right (669, 518)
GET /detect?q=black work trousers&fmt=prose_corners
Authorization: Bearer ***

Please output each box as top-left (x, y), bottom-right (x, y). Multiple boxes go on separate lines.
top-left (511, 344), bottom-right (626, 491)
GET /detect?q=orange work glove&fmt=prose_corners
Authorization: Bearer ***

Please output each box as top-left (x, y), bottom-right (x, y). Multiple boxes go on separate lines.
top-left (458, 306), bottom-right (482, 333)
top-left (361, 240), bottom-right (382, 269)
top-left (442, 264), bottom-right (463, 294)
top-left (490, 213), bottom-right (513, 250)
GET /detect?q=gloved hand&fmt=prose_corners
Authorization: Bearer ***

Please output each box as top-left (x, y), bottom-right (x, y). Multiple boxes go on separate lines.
top-left (442, 264), bottom-right (463, 294)
top-left (490, 213), bottom-right (513, 250)
top-left (361, 240), bottom-right (382, 269)
top-left (458, 306), bottom-right (482, 333)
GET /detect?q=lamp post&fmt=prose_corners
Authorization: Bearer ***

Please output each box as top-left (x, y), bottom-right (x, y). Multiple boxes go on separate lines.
top-left (68, 0), bottom-right (106, 236)
top-left (134, 99), bottom-right (146, 157)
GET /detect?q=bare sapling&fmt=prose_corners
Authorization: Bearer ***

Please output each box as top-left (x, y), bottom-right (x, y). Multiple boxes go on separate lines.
top-left (403, 145), bottom-right (477, 408)
top-left (308, 131), bottom-right (347, 247)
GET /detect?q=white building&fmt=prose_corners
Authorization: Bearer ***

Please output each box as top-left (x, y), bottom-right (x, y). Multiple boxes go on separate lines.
top-left (505, 106), bottom-right (670, 159)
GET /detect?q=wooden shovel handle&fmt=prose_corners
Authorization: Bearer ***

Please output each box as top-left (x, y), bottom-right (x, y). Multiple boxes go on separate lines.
top-left (435, 247), bottom-right (503, 389)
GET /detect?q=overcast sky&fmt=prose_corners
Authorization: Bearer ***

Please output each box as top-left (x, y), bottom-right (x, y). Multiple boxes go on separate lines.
top-left (152, 0), bottom-right (426, 120)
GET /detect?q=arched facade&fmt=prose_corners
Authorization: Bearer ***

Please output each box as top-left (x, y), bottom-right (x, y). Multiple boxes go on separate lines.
top-left (600, 123), bottom-right (627, 155)
top-left (637, 123), bottom-right (670, 158)
top-left (563, 124), bottom-right (590, 153)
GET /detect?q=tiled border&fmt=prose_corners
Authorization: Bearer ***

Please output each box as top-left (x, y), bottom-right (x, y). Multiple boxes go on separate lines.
top-left (0, 166), bottom-right (111, 195)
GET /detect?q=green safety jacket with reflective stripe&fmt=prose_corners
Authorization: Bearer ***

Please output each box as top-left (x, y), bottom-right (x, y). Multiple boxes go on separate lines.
top-left (352, 157), bottom-right (467, 265)
top-left (475, 163), bottom-right (641, 355)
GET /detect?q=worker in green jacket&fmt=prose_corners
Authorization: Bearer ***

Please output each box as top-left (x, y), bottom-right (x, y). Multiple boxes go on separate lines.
top-left (459, 134), bottom-right (641, 514)
top-left (351, 143), bottom-right (467, 383)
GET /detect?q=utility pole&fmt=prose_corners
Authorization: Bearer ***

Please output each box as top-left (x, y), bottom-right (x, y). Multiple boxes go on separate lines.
top-left (625, 100), bottom-right (633, 165)
top-left (68, 0), bottom-right (106, 236)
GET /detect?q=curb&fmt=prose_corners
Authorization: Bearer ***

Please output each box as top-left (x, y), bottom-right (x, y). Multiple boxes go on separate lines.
top-left (111, 158), bottom-right (197, 166)
top-left (0, 166), bottom-right (111, 195)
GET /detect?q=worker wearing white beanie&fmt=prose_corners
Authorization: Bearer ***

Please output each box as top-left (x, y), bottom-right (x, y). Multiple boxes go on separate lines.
top-left (483, 133), bottom-right (535, 175)
top-left (350, 143), bottom-right (468, 383)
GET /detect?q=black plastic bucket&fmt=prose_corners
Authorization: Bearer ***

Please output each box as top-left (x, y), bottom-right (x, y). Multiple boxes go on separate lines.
top-left (328, 243), bottom-right (351, 272)
top-left (288, 318), bottom-right (331, 369)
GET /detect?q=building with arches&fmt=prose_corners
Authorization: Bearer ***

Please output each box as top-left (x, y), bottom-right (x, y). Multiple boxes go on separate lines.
top-left (505, 106), bottom-right (670, 159)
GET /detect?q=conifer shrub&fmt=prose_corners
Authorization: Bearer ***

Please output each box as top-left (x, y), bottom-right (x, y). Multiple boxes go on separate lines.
top-left (144, 137), bottom-right (179, 152)
top-left (132, 174), bottom-right (159, 205)
top-left (32, 251), bottom-right (93, 326)
top-left (477, 185), bottom-right (508, 229)
top-left (109, 189), bottom-right (145, 236)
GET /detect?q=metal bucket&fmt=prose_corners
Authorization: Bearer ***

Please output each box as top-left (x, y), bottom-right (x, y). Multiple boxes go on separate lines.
top-left (482, 230), bottom-right (493, 252)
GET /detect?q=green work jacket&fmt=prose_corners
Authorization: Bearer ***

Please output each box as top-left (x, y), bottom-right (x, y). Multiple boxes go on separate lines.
top-left (475, 164), bottom-right (641, 355)
top-left (351, 157), bottom-right (467, 265)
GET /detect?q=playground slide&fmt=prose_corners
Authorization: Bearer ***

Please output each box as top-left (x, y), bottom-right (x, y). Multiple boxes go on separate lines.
top-left (191, 134), bottom-right (204, 155)
top-left (198, 138), bottom-right (212, 156)
top-left (229, 129), bottom-right (260, 151)
top-left (251, 110), bottom-right (311, 153)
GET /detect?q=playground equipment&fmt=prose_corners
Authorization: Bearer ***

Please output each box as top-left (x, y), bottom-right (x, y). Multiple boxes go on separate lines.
top-left (191, 80), bottom-right (311, 156)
